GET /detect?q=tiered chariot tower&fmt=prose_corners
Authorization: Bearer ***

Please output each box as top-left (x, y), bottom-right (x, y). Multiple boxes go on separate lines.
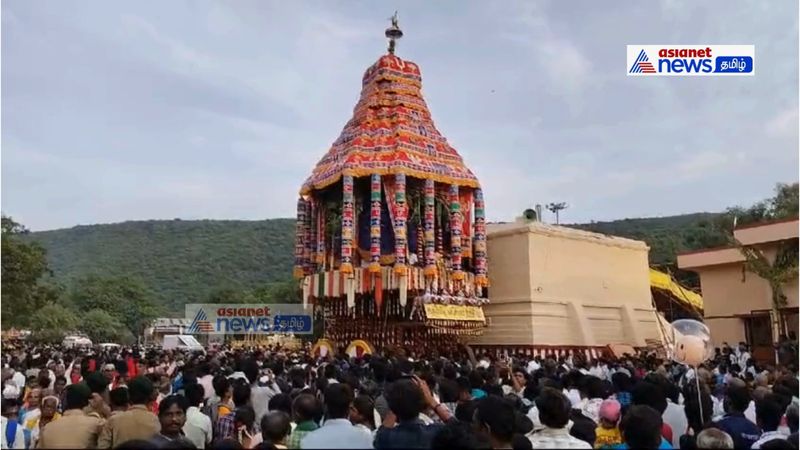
top-left (295, 15), bottom-right (489, 354)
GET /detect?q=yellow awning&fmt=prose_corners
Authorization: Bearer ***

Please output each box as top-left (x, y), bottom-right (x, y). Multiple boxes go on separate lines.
top-left (650, 268), bottom-right (703, 310)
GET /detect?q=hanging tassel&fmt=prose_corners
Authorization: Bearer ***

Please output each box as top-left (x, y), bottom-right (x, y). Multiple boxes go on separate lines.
top-left (449, 184), bottom-right (464, 280)
top-left (341, 174), bottom-right (355, 274)
top-left (302, 276), bottom-right (310, 309)
top-left (294, 197), bottom-right (307, 279)
top-left (316, 201), bottom-right (326, 264)
top-left (369, 174), bottom-right (382, 273)
top-left (399, 275), bottom-right (408, 308)
top-left (309, 199), bottom-right (318, 268)
top-left (394, 173), bottom-right (408, 274)
top-left (375, 273), bottom-right (383, 313)
top-left (424, 179), bottom-right (437, 277)
top-left (474, 188), bottom-right (488, 287)
top-left (303, 199), bottom-right (313, 275)
top-left (346, 276), bottom-right (355, 309)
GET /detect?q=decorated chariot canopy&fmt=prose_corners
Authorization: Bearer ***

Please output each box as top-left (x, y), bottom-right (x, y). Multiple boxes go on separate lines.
top-left (293, 14), bottom-right (488, 346)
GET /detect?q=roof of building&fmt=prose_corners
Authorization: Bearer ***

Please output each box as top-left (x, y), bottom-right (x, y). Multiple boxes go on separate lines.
top-left (300, 54), bottom-right (480, 194)
top-left (487, 221), bottom-right (650, 251)
top-left (151, 318), bottom-right (190, 327)
top-left (677, 217), bottom-right (798, 269)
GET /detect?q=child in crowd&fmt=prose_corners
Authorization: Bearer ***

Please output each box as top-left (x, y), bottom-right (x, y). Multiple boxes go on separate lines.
top-left (595, 399), bottom-right (623, 449)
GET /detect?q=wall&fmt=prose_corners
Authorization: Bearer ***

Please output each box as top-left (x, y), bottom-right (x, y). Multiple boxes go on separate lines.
top-left (705, 317), bottom-right (747, 345)
top-left (472, 222), bottom-right (659, 348)
top-left (527, 227), bottom-right (657, 346)
top-left (476, 226), bottom-right (535, 345)
top-left (697, 263), bottom-right (772, 317)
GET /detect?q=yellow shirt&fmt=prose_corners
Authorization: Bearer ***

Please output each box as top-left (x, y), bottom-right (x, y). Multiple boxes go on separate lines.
top-left (594, 426), bottom-right (622, 449)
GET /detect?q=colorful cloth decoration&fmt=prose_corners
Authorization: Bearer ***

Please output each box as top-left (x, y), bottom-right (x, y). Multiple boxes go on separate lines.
top-left (300, 54), bottom-right (480, 196)
top-left (423, 179), bottom-right (436, 277)
top-left (303, 200), bottom-right (313, 274)
top-left (449, 184), bottom-right (464, 280)
top-left (309, 200), bottom-right (318, 266)
top-left (416, 221), bottom-right (424, 263)
top-left (459, 190), bottom-right (474, 258)
top-left (294, 197), bottom-right (307, 279)
top-left (393, 173), bottom-right (408, 274)
top-left (303, 267), bottom-right (483, 301)
top-left (474, 188), bottom-right (488, 286)
top-left (316, 203), bottom-right (326, 265)
top-left (340, 174), bottom-right (355, 274)
top-left (369, 174), bottom-right (382, 273)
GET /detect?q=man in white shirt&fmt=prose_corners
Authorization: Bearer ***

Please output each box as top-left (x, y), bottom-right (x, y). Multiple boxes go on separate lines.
top-left (1, 400), bottom-right (25, 450)
top-left (529, 388), bottom-right (592, 449)
top-left (751, 394), bottom-right (789, 449)
top-left (11, 369), bottom-right (25, 391)
top-left (737, 343), bottom-right (751, 372)
top-left (182, 384), bottom-right (212, 449)
top-left (663, 398), bottom-right (688, 448)
top-left (244, 363), bottom-right (281, 430)
top-left (197, 366), bottom-right (214, 401)
top-left (301, 384), bottom-right (372, 449)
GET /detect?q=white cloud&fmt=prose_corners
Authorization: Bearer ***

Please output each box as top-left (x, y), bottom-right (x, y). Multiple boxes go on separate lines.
top-left (2, 0), bottom-right (797, 230)
top-left (765, 107), bottom-right (799, 138)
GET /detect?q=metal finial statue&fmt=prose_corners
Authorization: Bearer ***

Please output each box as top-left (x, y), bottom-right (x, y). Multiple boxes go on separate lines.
top-left (385, 11), bottom-right (403, 54)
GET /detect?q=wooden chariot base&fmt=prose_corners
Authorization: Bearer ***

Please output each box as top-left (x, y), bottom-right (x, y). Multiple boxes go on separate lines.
top-left (316, 291), bottom-right (486, 354)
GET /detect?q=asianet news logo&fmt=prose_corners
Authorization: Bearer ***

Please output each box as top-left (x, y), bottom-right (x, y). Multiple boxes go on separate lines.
top-left (185, 303), bottom-right (312, 334)
top-left (627, 45), bottom-right (754, 76)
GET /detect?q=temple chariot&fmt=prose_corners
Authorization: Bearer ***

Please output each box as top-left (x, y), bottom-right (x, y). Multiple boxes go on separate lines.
top-left (294, 15), bottom-right (490, 355)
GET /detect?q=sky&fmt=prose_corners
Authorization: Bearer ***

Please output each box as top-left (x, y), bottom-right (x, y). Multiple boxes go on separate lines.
top-left (2, 0), bottom-right (798, 231)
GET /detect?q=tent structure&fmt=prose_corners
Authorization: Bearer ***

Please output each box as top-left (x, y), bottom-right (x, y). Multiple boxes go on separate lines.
top-left (294, 15), bottom-right (489, 352)
top-left (650, 268), bottom-right (704, 320)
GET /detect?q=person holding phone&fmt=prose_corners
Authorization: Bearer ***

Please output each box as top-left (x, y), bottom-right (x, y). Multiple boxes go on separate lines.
top-left (374, 376), bottom-right (455, 449)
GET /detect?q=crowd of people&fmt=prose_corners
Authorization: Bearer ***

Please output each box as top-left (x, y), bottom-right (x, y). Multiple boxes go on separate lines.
top-left (0, 339), bottom-right (797, 449)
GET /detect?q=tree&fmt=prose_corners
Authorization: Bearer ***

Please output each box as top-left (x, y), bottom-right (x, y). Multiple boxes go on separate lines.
top-left (79, 309), bottom-right (127, 343)
top-left (770, 183), bottom-right (799, 218)
top-left (736, 239), bottom-right (799, 341)
top-left (207, 287), bottom-right (255, 304)
top-left (69, 276), bottom-right (162, 338)
top-left (251, 280), bottom-right (300, 304)
top-left (1, 216), bottom-right (59, 327)
top-left (727, 182), bottom-right (799, 227)
top-left (29, 303), bottom-right (79, 343)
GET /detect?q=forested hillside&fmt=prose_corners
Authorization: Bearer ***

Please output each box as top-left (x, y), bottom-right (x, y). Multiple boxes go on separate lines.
top-left (21, 182), bottom-right (797, 312)
top-left (25, 219), bottom-right (295, 310)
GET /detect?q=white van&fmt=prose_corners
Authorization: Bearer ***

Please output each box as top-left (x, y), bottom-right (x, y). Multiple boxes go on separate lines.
top-left (99, 343), bottom-right (121, 351)
top-left (162, 335), bottom-right (204, 352)
top-left (62, 335), bottom-right (93, 348)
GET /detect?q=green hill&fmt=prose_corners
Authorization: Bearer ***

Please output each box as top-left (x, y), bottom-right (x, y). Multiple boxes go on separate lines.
top-left (26, 219), bottom-right (296, 311)
top-left (25, 213), bottom-right (731, 311)
top-left (569, 212), bottom-right (728, 266)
